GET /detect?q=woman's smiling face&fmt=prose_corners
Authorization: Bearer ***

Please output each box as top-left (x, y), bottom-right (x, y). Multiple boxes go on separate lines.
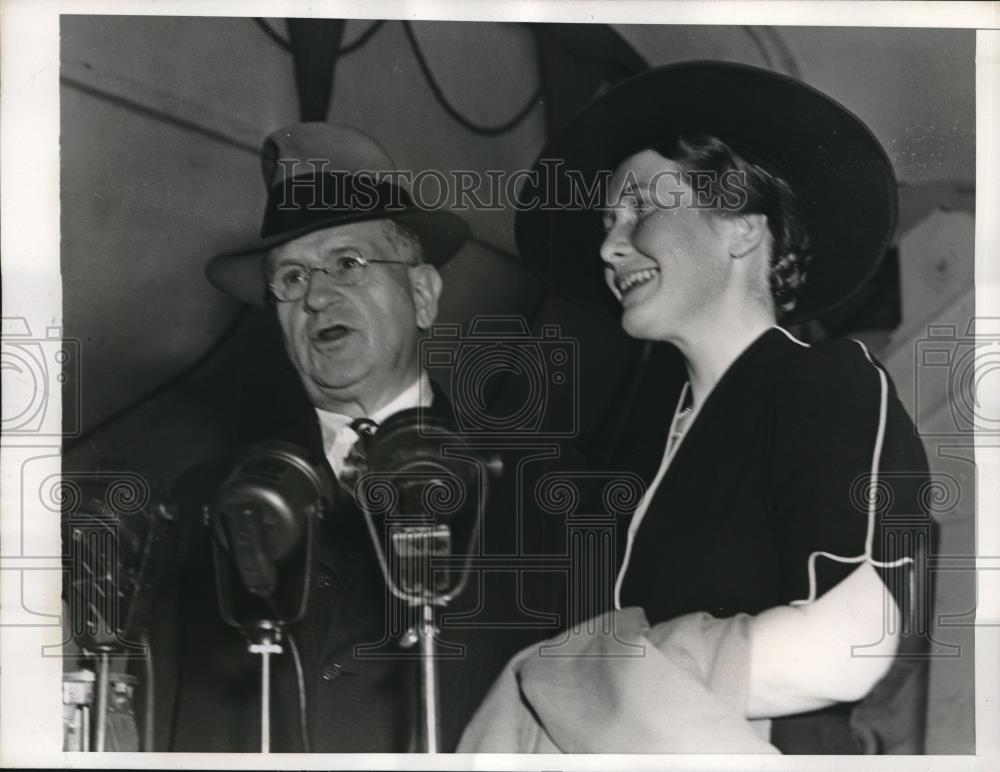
top-left (600, 149), bottom-right (733, 342)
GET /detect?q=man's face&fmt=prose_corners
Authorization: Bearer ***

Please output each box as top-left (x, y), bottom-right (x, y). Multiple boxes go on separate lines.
top-left (269, 220), bottom-right (443, 415)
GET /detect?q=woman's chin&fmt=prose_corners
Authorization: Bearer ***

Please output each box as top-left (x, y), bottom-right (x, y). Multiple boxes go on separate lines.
top-left (621, 303), bottom-right (670, 341)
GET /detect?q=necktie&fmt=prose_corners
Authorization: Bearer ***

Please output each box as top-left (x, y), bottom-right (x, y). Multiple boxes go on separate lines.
top-left (339, 417), bottom-right (378, 496)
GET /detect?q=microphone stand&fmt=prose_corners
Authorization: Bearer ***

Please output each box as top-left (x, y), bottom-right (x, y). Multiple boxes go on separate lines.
top-left (399, 577), bottom-right (444, 752)
top-left (93, 647), bottom-right (112, 752)
top-left (245, 620), bottom-right (283, 753)
top-left (417, 604), bottom-right (440, 753)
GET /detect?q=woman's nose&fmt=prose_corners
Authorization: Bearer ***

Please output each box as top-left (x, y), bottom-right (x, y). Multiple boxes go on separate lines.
top-left (599, 221), bottom-right (635, 265)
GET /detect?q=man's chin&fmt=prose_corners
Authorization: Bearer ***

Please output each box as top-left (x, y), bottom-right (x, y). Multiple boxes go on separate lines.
top-left (299, 369), bottom-right (366, 408)
top-left (304, 344), bottom-right (362, 382)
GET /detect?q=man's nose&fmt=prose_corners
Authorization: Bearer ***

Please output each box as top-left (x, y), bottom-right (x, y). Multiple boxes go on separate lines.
top-left (303, 268), bottom-right (342, 311)
top-left (599, 221), bottom-right (635, 265)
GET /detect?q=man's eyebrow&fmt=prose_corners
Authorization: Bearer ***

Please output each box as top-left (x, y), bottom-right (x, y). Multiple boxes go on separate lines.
top-left (269, 243), bottom-right (365, 265)
top-left (313, 242), bottom-right (367, 259)
top-left (267, 252), bottom-right (300, 269)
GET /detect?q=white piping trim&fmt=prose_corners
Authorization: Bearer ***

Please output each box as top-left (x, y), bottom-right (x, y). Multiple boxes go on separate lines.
top-left (613, 382), bottom-right (691, 610)
top-left (773, 325), bottom-right (810, 348)
top-left (790, 339), bottom-right (914, 606)
top-left (863, 342), bottom-right (889, 558)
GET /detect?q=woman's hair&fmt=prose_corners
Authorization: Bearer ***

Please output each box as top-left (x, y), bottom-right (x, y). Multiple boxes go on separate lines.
top-left (650, 133), bottom-right (813, 319)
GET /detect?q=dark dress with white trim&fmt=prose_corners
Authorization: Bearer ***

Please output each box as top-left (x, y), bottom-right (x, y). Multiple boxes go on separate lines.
top-left (617, 328), bottom-right (933, 754)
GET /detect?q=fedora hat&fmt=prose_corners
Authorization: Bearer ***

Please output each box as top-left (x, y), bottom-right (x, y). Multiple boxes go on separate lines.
top-left (514, 61), bottom-right (898, 324)
top-left (207, 123), bottom-right (469, 306)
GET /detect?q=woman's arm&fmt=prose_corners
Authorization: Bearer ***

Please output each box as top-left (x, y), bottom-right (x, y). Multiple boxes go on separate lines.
top-left (747, 562), bottom-right (900, 719)
top-left (752, 338), bottom-right (928, 720)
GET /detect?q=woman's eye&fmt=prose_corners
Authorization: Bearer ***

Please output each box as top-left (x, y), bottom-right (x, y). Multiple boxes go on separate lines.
top-left (635, 194), bottom-right (655, 214)
top-left (602, 205), bottom-right (638, 232)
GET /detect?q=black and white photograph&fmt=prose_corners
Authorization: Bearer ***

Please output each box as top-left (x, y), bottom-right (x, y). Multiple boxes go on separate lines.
top-left (0, 1), bottom-right (997, 768)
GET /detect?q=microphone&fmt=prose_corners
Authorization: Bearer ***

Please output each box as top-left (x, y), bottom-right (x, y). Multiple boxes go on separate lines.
top-left (209, 441), bottom-right (333, 754)
top-left (211, 441), bottom-right (333, 623)
top-left (356, 409), bottom-right (501, 605)
top-left (62, 474), bottom-right (175, 652)
top-left (354, 410), bottom-right (502, 753)
top-left (61, 473), bottom-right (176, 752)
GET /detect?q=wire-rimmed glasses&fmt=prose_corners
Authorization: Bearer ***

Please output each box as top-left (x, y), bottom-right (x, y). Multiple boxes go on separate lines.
top-left (268, 254), bottom-right (415, 302)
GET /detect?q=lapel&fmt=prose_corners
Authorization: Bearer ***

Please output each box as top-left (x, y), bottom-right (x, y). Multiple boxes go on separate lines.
top-left (655, 329), bottom-right (789, 487)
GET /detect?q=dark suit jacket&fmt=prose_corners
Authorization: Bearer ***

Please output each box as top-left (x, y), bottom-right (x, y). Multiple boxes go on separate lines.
top-left (151, 382), bottom-right (577, 752)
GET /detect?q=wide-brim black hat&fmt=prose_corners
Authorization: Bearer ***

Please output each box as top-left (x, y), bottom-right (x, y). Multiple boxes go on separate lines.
top-left (207, 123), bottom-right (469, 306)
top-left (515, 61), bottom-right (898, 324)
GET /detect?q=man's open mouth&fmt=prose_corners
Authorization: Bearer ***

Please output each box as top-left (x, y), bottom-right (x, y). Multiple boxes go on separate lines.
top-left (314, 324), bottom-right (351, 343)
top-left (617, 268), bottom-right (660, 296)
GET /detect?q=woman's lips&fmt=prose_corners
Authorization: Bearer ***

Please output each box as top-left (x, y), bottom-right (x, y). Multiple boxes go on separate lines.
top-left (618, 267), bottom-right (661, 302)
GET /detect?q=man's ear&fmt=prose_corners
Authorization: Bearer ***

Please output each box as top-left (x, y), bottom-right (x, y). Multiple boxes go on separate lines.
top-left (410, 264), bottom-right (443, 330)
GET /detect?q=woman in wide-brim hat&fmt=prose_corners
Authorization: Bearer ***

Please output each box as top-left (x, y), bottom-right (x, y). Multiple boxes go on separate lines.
top-left (513, 62), bottom-right (932, 753)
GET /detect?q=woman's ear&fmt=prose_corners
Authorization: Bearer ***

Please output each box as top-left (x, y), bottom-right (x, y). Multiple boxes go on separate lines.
top-left (728, 213), bottom-right (769, 259)
top-left (410, 264), bottom-right (443, 330)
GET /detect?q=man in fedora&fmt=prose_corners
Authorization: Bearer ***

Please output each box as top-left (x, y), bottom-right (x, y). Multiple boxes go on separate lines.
top-left (154, 123), bottom-right (569, 752)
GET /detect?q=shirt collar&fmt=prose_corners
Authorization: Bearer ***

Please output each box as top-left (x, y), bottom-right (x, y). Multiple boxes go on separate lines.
top-left (314, 371), bottom-right (434, 443)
